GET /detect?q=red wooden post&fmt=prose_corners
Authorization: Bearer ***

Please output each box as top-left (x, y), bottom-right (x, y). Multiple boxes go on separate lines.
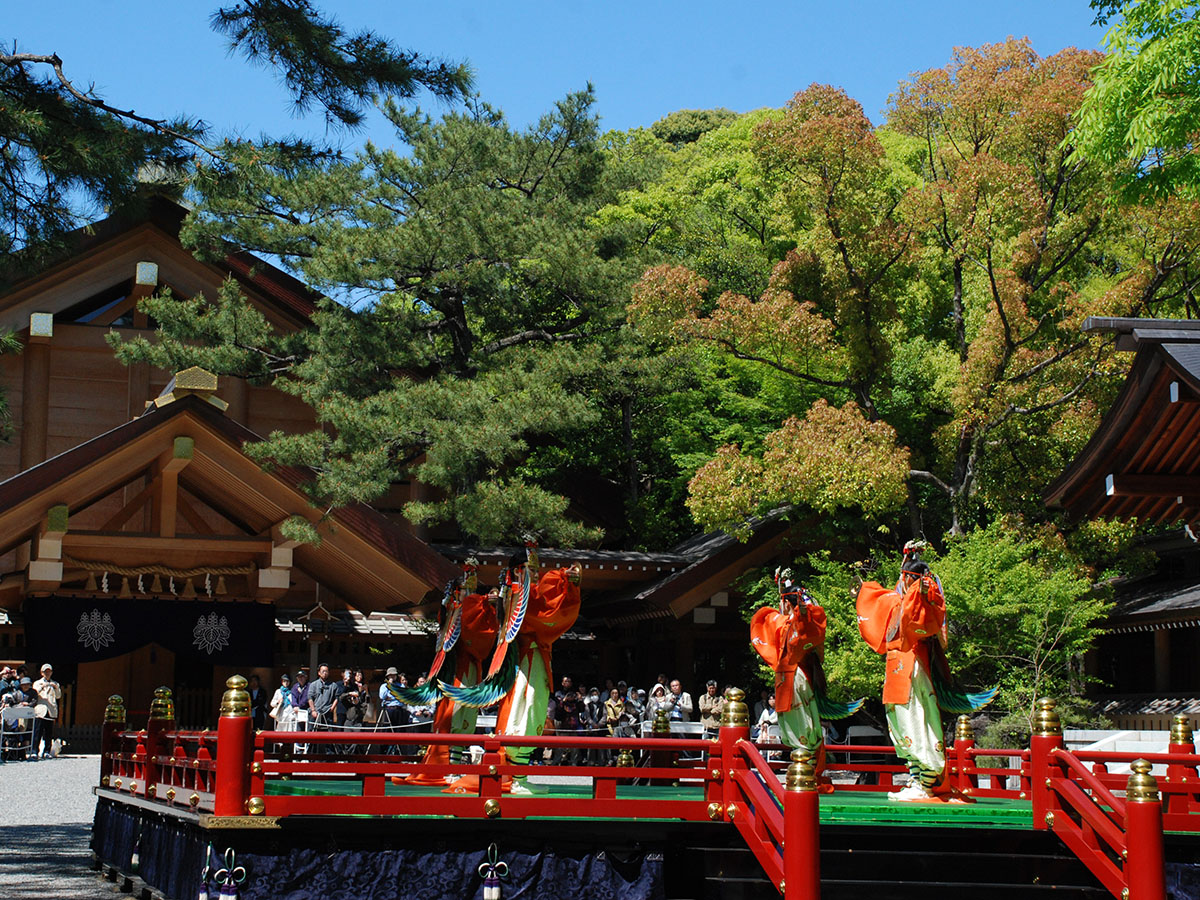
top-left (784, 749), bottom-right (821, 900)
top-left (719, 688), bottom-right (751, 815)
top-left (144, 686), bottom-right (175, 800)
top-left (214, 675), bottom-right (253, 816)
top-left (1166, 714), bottom-right (1196, 816)
top-left (99, 694), bottom-right (125, 785)
top-left (1125, 759), bottom-right (1166, 900)
top-left (1029, 698), bottom-right (1063, 831)
top-left (953, 715), bottom-right (976, 795)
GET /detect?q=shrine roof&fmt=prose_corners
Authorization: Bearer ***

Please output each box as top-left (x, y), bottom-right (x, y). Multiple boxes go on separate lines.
top-left (1045, 317), bottom-right (1200, 525)
top-left (0, 392), bottom-right (459, 610)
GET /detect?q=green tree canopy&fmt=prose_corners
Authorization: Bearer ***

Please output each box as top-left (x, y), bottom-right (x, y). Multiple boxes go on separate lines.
top-left (113, 89), bottom-right (662, 545)
top-left (1074, 0), bottom-right (1200, 200)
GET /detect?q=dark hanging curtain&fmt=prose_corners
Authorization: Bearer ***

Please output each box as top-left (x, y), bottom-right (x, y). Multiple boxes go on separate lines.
top-left (24, 595), bottom-right (274, 669)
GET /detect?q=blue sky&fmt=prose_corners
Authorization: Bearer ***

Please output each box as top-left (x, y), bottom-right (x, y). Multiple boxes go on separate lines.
top-left (8, 1), bottom-right (1106, 146)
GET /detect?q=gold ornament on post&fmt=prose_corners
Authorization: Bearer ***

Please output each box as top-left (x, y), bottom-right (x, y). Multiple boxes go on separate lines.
top-left (652, 708), bottom-right (671, 736)
top-left (149, 687), bottom-right (174, 721)
top-left (785, 748), bottom-right (818, 792)
top-left (1171, 714), bottom-right (1194, 746)
top-left (220, 675), bottom-right (251, 718)
top-left (720, 687), bottom-right (749, 728)
top-left (616, 748), bottom-right (635, 767)
top-left (1126, 759), bottom-right (1161, 803)
top-left (956, 715), bottom-right (974, 742)
top-left (1032, 698), bottom-right (1062, 736)
top-left (104, 695), bottom-right (127, 725)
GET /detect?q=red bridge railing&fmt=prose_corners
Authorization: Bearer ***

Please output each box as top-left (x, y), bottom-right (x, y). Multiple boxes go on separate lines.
top-left (96, 685), bottom-right (1197, 900)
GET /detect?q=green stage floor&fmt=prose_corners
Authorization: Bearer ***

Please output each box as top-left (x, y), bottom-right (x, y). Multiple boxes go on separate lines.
top-left (264, 779), bottom-right (1034, 829)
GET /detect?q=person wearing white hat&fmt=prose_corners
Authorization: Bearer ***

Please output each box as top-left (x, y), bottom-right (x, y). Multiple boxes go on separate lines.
top-left (31, 663), bottom-right (61, 759)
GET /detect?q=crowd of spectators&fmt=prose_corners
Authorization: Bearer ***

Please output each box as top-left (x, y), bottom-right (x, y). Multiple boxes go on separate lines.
top-left (0, 662), bottom-right (62, 761)
top-left (254, 664), bottom-right (748, 762)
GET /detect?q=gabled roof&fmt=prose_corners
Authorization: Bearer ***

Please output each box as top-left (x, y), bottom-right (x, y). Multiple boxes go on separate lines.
top-left (584, 510), bottom-right (795, 625)
top-left (0, 196), bottom-right (318, 333)
top-left (1045, 318), bottom-right (1200, 525)
top-left (0, 393), bottom-right (459, 610)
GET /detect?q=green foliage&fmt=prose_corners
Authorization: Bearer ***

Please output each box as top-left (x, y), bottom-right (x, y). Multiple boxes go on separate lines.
top-left (212, 0), bottom-right (472, 128)
top-left (1074, 0), bottom-right (1200, 200)
top-left (934, 522), bottom-right (1109, 733)
top-left (650, 108), bottom-right (738, 146)
top-left (114, 89), bottom-right (665, 544)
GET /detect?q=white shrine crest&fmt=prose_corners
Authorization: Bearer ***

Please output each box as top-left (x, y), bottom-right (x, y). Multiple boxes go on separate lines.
top-left (193, 612), bottom-right (231, 655)
top-left (77, 609), bottom-right (115, 651)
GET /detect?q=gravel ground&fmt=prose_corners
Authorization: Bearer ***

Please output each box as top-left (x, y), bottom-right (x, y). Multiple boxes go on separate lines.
top-left (0, 754), bottom-right (114, 899)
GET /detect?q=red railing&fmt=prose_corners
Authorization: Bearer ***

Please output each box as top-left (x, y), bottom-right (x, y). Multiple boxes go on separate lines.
top-left (97, 692), bottom-right (1195, 900)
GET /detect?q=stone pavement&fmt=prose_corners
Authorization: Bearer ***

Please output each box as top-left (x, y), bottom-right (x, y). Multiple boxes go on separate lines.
top-left (0, 754), bottom-right (114, 899)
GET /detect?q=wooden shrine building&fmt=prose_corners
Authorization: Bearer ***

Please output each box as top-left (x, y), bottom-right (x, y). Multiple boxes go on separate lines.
top-left (0, 198), bottom-right (792, 730)
top-left (1046, 316), bottom-right (1200, 726)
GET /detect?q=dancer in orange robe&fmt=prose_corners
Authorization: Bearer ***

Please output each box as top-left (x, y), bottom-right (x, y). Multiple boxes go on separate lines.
top-left (750, 569), bottom-right (828, 775)
top-left (405, 564), bottom-right (498, 786)
top-left (446, 554), bottom-right (581, 794)
top-left (857, 548), bottom-right (952, 801)
top-left (492, 561), bottom-right (582, 768)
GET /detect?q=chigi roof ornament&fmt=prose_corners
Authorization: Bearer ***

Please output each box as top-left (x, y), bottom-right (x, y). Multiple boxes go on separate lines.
top-left (144, 366), bottom-right (229, 414)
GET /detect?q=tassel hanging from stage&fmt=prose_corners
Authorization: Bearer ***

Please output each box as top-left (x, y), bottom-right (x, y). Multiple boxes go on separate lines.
top-left (118, 577), bottom-right (132, 599)
top-left (182, 577), bottom-right (197, 599)
top-left (150, 574), bottom-right (162, 594)
top-left (216, 576), bottom-right (227, 596)
top-left (85, 572), bottom-right (97, 592)
top-left (478, 842), bottom-right (509, 899)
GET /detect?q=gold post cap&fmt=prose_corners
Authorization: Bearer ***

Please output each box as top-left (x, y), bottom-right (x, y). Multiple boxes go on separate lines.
top-left (616, 748), bottom-right (635, 767)
top-left (652, 708), bottom-right (671, 734)
top-left (219, 675), bottom-right (251, 718)
top-left (956, 715), bottom-right (974, 742)
top-left (149, 686), bottom-right (175, 721)
top-left (1032, 697), bottom-right (1062, 736)
top-left (1126, 759), bottom-right (1160, 803)
top-left (1170, 714), bottom-right (1194, 745)
top-left (785, 748), bottom-right (818, 792)
top-left (721, 687), bottom-right (750, 728)
top-left (104, 695), bottom-right (127, 724)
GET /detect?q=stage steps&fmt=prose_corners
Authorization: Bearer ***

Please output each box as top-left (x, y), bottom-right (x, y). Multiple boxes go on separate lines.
top-left (666, 825), bottom-right (1110, 899)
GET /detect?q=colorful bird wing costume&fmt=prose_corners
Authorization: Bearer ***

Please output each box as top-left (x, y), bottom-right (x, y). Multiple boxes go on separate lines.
top-left (440, 646), bottom-right (517, 709)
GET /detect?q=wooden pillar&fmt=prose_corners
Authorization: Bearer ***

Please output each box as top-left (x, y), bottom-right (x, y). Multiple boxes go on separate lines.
top-left (1154, 629), bottom-right (1170, 693)
top-left (19, 317), bottom-right (52, 470)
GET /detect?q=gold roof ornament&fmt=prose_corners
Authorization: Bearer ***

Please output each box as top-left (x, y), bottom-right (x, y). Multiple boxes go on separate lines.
top-left (146, 366), bottom-right (229, 413)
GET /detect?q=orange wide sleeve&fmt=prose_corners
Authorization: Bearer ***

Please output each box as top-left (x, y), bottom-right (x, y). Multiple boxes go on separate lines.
top-left (525, 568), bottom-right (582, 645)
top-left (856, 582), bottom-right (900, 654)
top-left (750, 607), bottom-right (786, 669)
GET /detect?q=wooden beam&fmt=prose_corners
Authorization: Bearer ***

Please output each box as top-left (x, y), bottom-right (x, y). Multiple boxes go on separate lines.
top-left (1105, 473), bottom-right (1200, 498)
top-left (101, 475), bottom-right (159, 532)
top-left (63, 532), bottom-right (270, 551)
top-left (35, 504), bottom-right (69, 561)
top-left (155, 437), bottom-right (192, 538)
top-left (176, 492), bottom-right (215, 535)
